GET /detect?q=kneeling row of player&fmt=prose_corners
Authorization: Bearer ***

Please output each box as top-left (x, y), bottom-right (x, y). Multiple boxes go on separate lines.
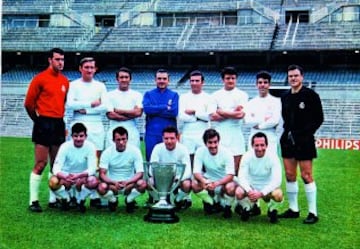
top-left (49, 123), bottom-right (282, 223)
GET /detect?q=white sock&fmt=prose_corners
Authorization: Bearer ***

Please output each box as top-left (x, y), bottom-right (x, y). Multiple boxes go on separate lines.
top-left (75, 190), bottom-right (81, 201)
top-left (175, 189), bottom-right (187, 202)
top-left (49, 190), bottom-right (57, 203)
top-left (100, 197), bottom-right (108, 206)
top-left (29, 172), bottom-right (42, 205)
top-left (80, 186), bottom-right (93, 201)
top-left (286, 181), bottom-right (299, 212)
top-left (69, 186), bottom-right (76, 199)
top-left (48, 172), bottom-right (57, 203)
top-left (185, 192), bottom-right (192, 201)
top-left (126, 189), bottom-right (141, 202)
top-left (305, 182), bottom-right (317, 216)
top-left (54, 186), bottom-right (70, 201)
top-left (214, 193), bottom-right (221, 203)
top-left (214, 186), bottom-right (222, 195)
top-left (195, 190), bottom-right (214, 205)
top-left (268, 199), bottom-right (282, 212)
top-left (238, 197), bottom-right (252, 211)
top-left (102, 190), bottom-right (117, 203)
top-left (223, 194), bottom-right (234, 207)
top-left (90, 189), bottom-right (99, 199)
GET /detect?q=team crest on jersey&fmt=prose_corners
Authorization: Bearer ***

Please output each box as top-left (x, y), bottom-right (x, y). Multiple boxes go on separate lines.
top-left (299, 102), bottom-right (305, 109)
top-left (61, 85), bottom-right (66, 92)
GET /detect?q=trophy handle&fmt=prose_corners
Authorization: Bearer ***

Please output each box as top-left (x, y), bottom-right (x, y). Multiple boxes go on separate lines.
top-left (143, 162), bottom-right (158, 193)
top-left (169, 163), bottom-right (185, 194)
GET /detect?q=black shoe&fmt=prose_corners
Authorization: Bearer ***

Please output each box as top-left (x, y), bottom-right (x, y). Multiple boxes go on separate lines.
top-left (78, 200), bottom-right (86, 213)
top-left (223, 205), bottom-right (232, 219)
top-left (278, 209), bottom-right (300, 218)
top-left (303, 213), bottom-right (319, 224)
top-left (234, 204), bottom-right (243, 216)
top-left (108, 200), bottom-right (118, 212)
top-left (144, 196), bottom-right (155, 208)
top-left (29, 201), bottom-right (43, 213)
top-left (60, 199), bottom-right (70, 211)
top-left (175, 199), bottom-right (192, 211)
top-left (213, 202), bottom-right (224, 213)
top-left (268, 209), bottom-right (278, 224)
top-left (125, 199), bottom-right (136, 213)
top-left (131, 200), bottom-right (139, 209)
top-left (69, 197), bottom-right (78, 209)
top-left (240, 209), bottom-right (250, 221)
top-left (48, 199), bottom-right (61, 209)
top-left (203, 202), bottom-right (214, 215)
top-left (250, 204), bottom-right (261, 216)
top-left (182, 200), bottom-right (192, 210)
top-left (174, 200), bottom-right (184, 211)
top-left (90, 198), bottom-right (102, 209)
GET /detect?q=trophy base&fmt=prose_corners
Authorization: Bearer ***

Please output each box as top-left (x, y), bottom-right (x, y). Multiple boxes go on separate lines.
top-left (144, 207), bottom-right (179, 223)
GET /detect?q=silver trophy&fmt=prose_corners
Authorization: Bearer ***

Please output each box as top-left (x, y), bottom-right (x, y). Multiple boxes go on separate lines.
top-left (143, 162), bottom-right (185, 223)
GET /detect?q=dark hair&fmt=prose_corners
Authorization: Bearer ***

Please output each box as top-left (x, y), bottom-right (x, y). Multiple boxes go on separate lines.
top-left (256, 70), bottom-right (271, 82)
top-left (79, 57), bottom-right (95, 67)
top-left (202, 128), bottom-right (220, 144)
top-left (221, 66), bottom-right (238, 79)
top-left (155, 68), bottom-right (169, 78)
top-left (190, 70), bottom-right (204, 81)
top-left (49, 48), bottom-right (64, 58)
top-left (251, 132), bottom-right (268, 146)
top-left (162, 126), bottom-right (178, 136)
top-left (112, 126), bottom-right (128, 140)
top-left (287, 64), bottom-right (304, 75)
top-left (116, 67), bottom-right (132, 80)
top-left (71, 122), bottom-right (87, 135)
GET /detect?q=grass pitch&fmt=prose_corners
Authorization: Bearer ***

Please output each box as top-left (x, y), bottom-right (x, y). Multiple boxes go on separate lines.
top-left (0, 137), bottom-right (359, 249)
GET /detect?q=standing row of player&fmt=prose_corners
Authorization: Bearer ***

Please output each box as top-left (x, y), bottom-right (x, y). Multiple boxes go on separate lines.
top-left (24, 48), bottom-right (323, 224)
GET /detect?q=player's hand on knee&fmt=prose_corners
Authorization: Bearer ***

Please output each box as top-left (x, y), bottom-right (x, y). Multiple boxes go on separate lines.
top-left (85, 175), bottom-right (99, 189)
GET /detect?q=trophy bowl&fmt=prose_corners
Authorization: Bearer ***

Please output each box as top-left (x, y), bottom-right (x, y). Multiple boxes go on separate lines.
top-left (143, 162), bottom-right (185, 223)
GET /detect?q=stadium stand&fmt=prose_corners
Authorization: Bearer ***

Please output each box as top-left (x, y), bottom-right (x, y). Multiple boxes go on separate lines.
top-left (317, 98), bottom-right (360, 139)
top-left (70, 0), bottom-right (126, 11)
top-left (0, 94), bottom-right (32, 137)
top-left (3, 0), bottom-right (359, 52)
top-left (154, 0), bottom-right (238, 12)
top-left (1, 0), bottom-right (359, 140)
top-left (2, 68), bottom-right (360, 88)
top-left (2, 0), bottom-right (66, 14)
top-left (71, 0), bottom-right (151, 11)
top-left (2, 85), bottom-right (359, 140)
top-left (184, 24), bottom-right (276, 51)
top-left (95, 26), bottom-right (184, 52)
top-left (275, 22), bottom-right (360, 50)
top-left (2, 27), bottom-right (93, 52)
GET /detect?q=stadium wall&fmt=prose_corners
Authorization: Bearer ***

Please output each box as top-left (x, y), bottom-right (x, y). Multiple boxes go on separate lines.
top-left (1, 77), bottom-right (359, 150)
top-left (1, 0), bottom-right (359, 148)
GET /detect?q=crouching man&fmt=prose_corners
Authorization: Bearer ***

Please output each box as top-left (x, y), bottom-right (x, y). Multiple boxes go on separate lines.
top-left (235, 132), bottom-right (283, 223)
top-left (149, 126), bottom-right (192, 210)
top-left (192, 128), bottom-right (236, 218)
top-left (49, 122), bottom-right (98, 213)
top-left (97, 126), bottom-right (146, 213)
